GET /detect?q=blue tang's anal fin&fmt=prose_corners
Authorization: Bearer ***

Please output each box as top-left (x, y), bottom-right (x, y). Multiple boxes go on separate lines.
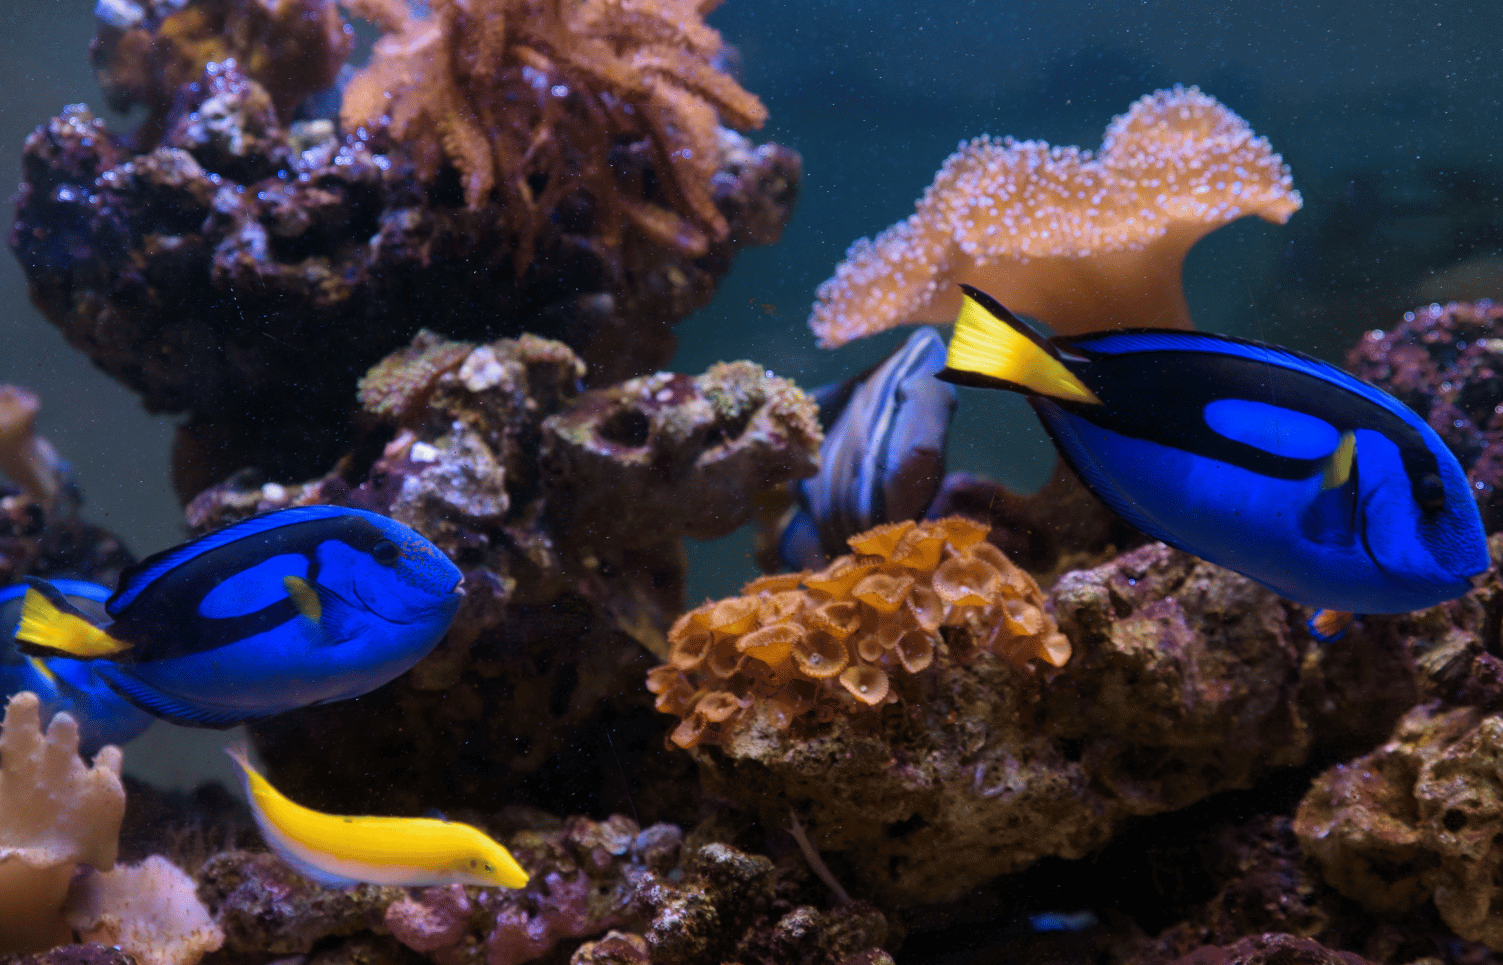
top-left (96, 666), bottom-right (265, 729)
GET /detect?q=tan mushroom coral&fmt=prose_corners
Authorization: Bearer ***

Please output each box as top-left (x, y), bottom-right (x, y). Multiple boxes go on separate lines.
top-left (0, 692), bottom-right (126, 953)
top-left (647, 516), bottom-right (1072, 748)
top-left (809, 86), bottom-right (1302, 348)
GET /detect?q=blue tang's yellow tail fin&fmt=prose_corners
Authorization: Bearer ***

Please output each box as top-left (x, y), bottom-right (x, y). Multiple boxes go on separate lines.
top-left (16, 579), bottom-right (129, 658)
top-left (938, 284), bottom-right (1102, 405)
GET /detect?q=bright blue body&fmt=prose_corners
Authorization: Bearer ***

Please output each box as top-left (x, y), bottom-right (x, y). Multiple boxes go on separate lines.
top-left (41, 506), bottom-right (464, 728)
top-left (783, 327), bottom-right (956, 568)
top-left (1018, 329), bottom-right (1488, 614)
top-left (0, 579), bottom-right (153, 754)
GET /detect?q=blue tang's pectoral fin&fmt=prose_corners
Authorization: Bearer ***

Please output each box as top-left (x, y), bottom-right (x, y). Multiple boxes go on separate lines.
top-left (1308, 609), bottom-right (1356, 642)
top-left (283, 575), bottom-right (361, 642)
top-left (1300, 432), bottom-right (1361, 547)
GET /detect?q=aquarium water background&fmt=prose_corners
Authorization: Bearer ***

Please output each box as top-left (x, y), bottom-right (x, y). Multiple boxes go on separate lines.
top-left (0, 0), bottom-right (1500, 786)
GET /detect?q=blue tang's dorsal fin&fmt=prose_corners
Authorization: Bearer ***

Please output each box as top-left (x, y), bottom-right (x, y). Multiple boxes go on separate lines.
top-left (1061, 328), bottom-right (1431, 435)
top-left (110, 506), bottom-right (361, 616)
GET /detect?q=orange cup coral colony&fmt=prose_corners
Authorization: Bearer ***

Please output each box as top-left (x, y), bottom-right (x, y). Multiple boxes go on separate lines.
top-left (647, 517), bottom-right (1072, 749)
top-left (808, 86), bottom-right (1303, 348)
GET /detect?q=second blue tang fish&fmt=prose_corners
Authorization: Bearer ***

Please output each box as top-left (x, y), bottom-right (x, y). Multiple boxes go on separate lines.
top-left (936, 285), bottom-right (1489, 615)
top-left (782, 327), bottom-right (957, 568)
top-left (0, 579), bottom-right (153, 754)
top-left (15, 506), bottom-right (463, 727)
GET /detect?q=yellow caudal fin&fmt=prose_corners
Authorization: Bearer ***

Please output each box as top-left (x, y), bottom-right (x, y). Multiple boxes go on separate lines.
top-left (937, 284), bottom-right (1102, 404)
top-left (16, 585), bottom-right (129, 658)
top-left (1321, 431), bottom-right (1357, 490)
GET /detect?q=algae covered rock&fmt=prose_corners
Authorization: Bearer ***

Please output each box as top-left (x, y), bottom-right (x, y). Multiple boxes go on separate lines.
top-left (689, 541), bottom-right (1331, 903)
top-left (1296, 704), bottom-right (1503, 950)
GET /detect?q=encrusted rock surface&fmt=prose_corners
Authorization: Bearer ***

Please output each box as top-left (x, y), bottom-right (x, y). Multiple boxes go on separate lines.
top-left (176, 815), bottom-right (888, 965)
top-left (696, 541), bottom-right (1416, 904)
top-left (542, 362), bottom-right (822, 551)
top-left (11, 64), bottom-right (801, 494)
top-left (1295, 703), bottom-right (1503, 950)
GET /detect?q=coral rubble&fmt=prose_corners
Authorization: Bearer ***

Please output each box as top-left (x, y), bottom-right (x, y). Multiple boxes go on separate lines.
top-left (0, 693), bottom-right (126, 954)
top-left (183, 331), bottom-right (819, 817)
top-left (13, 34), bottom-right (798, 492)
top-left (1346, 300), bottom-right (1503, 533)
top-left (808, 86), bottom-right (1302, 347)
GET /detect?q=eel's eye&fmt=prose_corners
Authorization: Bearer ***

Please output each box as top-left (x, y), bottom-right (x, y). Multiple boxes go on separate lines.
top-left (372, 539), bottom-right (401, 565)
top-left (485, 863), bottom-right (494, 871)
top-left (1418, 473), bottom-right (1446, 511)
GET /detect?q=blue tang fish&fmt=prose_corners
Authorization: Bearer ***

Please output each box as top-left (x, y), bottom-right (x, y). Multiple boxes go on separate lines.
top-left (936, 285), bottom-right (1489, 617)
top-left (0, 579), bottom-right (153, 754)
top-left (782, 327), bottom-right (957, 568)
top-left (15, 506), bottom-right (463, 727)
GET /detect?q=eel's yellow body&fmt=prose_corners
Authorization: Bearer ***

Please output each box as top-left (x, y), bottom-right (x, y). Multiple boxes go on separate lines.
top-left (226, 748), bottom-right (529, 889)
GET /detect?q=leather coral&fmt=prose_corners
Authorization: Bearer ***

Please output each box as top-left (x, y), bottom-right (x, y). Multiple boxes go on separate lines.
top-left (341, 0), bottom-right (768, 262)
top-left (808, 86), bottom-right (1302, 348)
top-left (648, 517), bottom-right (1071, 749)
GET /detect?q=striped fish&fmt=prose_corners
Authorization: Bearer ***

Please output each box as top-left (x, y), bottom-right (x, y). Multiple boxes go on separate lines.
top-left (783, 327), bottom-right (957, 567)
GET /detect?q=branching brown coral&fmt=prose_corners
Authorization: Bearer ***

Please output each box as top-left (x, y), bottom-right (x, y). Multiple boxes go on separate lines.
top-left (648, 517), bottom-right (1071, 749)
top-left (341, 0), bottom-right (767, 265)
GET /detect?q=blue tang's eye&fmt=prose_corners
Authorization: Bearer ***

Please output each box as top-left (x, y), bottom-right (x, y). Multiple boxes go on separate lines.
top-left (1417, 473), bottom-right (1446, 511)
top-left (372, 539), bottom-right (401, 566)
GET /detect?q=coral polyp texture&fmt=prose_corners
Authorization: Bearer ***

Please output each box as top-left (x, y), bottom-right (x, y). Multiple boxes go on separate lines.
top-left (648, 517), bottom-right (1071, 750)
top-left (1345, 300), bottom-right (1503, 533)
top-left (342, 0), bottom-right (768, 258)
top-left (808, 85), bottom-right (1302, 347)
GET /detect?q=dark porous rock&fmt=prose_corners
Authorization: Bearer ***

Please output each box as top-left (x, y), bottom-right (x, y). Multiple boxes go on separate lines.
top-left (0, 946), bottom-right (138, 965)
top-left (197, 850), bottom-right (403, 955)
top-left (541, 361), bottom-right (822, 551)
top-left (1295, 701), bottom-right (1503, 951)
top-left (13, 69), bottom-right (801, 497)
top-left (1166, 934), bottom-right (1379, 965)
